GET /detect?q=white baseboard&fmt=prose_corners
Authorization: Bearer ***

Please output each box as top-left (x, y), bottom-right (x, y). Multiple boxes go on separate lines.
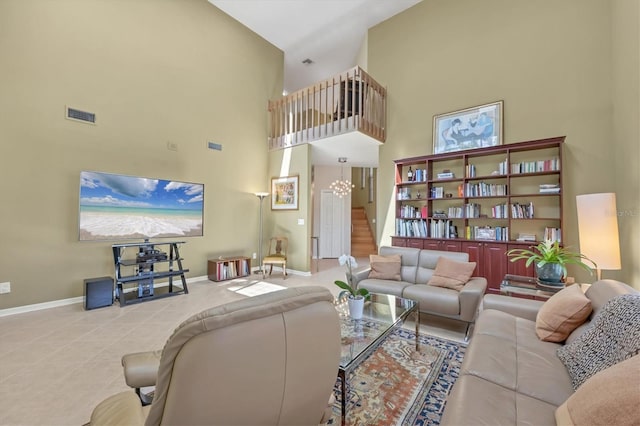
top-left (0, 275), bottom-right (209, 318)
top-left (251, 266), bottom-right (311, 277)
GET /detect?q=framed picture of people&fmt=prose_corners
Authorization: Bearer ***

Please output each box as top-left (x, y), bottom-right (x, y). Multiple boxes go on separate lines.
top-left (271, 175), bottom-right (299, 210)
top-left (433, 100), bottom-right (503, 155)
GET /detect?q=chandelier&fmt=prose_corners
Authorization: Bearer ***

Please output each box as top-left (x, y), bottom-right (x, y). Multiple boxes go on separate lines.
top-left (330, 157), bottom-right (354, 198)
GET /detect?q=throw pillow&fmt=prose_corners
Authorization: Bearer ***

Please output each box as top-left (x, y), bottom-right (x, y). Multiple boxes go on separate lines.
top-left (535, 284), bottom-right (592, 342)
top-left (555, 354), bottom-right (640, 426)
top-left (557, 294), bottom-right (640, 390)
top-left (368, 254), bottom-right (401, 281)
top-left (427, 256), bottom-right (476, 292)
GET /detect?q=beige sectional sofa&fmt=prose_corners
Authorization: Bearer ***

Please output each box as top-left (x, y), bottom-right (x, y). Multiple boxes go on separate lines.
top-left (441, 279), bottom-right (639, 425)
top-left (351, 246), bottom-right (487, 339)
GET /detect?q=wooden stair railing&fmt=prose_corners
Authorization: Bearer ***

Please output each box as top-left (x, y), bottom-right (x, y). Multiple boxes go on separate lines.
top-left (268, 66), bottom-right (386, 150)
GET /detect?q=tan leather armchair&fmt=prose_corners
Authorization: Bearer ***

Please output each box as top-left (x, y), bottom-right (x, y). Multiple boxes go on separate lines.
top-left (89, 286), bottom-right (341, 426)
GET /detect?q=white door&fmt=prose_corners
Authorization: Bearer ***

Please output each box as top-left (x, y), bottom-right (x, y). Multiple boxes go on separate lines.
top-left (320, 190), bottom-right (343, 258)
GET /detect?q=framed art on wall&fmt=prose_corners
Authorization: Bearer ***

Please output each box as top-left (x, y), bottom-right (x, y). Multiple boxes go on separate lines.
top-left (271, 175), bottom-right (299, 210)
top-left (433, 100), bottom-right (503, 155)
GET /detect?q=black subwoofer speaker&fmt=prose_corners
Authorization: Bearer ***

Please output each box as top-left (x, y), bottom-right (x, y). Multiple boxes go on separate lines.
top-left (84, 276), bottom-right (114, 310)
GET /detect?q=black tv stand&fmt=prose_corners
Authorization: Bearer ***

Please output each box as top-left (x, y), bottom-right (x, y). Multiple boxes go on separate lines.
top-left (112, 240), bottom-right (189, 307)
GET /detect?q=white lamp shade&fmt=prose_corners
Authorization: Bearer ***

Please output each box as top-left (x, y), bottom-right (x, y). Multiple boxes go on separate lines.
top-left (576, 193), bottom-right (621, 271)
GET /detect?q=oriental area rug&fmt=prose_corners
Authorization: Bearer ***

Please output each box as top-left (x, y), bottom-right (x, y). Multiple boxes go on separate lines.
top-left (327, 328), bottom-right (467, 426)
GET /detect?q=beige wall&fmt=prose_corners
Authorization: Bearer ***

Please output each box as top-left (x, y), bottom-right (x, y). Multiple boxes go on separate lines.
top-left (0, 0), bottom-right (283, 309)
top-left (369, 0), bottom-right (639, 287)
top-left (267, 145), bottom-right (311, 272)
top-left (612, 0), bottom-right (640, 287)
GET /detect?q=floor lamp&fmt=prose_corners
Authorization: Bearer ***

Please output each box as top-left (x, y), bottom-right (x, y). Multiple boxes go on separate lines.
top-left (576, 193), bottom-right (621, 280)
top-left (255, 192), bottom-right (269, 275)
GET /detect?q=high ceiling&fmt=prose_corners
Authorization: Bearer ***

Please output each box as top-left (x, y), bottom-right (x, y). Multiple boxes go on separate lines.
top-left (208, 0), bottom-right (420, 93)
top-left (208, 0), bottom-right (421, 167)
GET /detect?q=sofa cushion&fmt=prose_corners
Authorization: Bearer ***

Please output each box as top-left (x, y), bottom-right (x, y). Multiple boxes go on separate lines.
top-left (368, 254), bottom-right (401, 280)
top-left (427, 256), bottom-right (476, 291)
top-left (441, 374), bottom-right (559, 426)
top-left (535, 284), bottom-right (592, 343)
top-left (357, 279), bottom-right (409, 298)
top-left (557, 294), bottom-right (640, 390)
top-left (555, 354), bottom-right (640, 426)
top-left (466, 309), bottom-right (573, 406)
top-left (416, 249), bottom-right (469, 284)
top-left (402, 284), bottom-right (460, 316)
top-left (379, 246), bottom-right (420, 283)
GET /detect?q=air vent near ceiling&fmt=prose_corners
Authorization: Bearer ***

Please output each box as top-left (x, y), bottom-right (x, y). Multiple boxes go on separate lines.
top-left (66, 106), bottom-right (96, 124)
top-left (302, 58), bottom-right (313, 65)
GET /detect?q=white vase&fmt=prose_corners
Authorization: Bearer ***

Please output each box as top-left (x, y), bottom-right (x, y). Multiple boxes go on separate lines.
top-left (348, 296), bottom-right (365, 320)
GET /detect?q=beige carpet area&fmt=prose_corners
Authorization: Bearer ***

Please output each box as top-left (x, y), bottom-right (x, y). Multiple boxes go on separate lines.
top-left (0, 259), bottom-right (467, 425)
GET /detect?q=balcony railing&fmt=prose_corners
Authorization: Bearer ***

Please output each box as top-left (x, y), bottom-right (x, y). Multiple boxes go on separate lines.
top-left (268, 66), bottom-right (386, 150)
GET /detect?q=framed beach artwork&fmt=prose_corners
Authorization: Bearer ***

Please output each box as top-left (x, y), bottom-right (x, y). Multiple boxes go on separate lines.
top-left (271, 175), bottom-right (299, 210)
top-left (433, 100), bottom-right (503, 155)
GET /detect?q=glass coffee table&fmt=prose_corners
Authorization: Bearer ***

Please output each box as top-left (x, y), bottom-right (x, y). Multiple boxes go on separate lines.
top-left (334, 293), bottom-right (419, 425)
top-left (500, 274), bottom-right (563, 300)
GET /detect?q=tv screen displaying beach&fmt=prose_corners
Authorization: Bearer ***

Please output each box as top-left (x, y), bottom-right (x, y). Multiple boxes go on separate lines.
top-left (79, 171), bottom-right (204, 241)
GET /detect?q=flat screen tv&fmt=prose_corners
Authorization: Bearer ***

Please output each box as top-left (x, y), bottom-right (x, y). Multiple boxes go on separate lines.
top-left (79, 171), bottom-right (204, 241)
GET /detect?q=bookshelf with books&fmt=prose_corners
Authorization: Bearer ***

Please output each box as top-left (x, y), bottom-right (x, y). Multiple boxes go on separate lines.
top-left (207, 256), bottom-right (251, 282)
top-left (392, 136), bottom-right (564, 292)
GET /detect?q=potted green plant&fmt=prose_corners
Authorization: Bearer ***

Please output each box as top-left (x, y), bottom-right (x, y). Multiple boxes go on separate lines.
top-left (507, 239), bottom-right (596, 285)
top-left (334, 254), bottom-right (370, 319)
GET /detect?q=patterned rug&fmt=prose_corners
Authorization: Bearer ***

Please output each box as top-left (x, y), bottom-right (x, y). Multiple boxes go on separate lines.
top-left (328, 328), bottom-right (467, 425)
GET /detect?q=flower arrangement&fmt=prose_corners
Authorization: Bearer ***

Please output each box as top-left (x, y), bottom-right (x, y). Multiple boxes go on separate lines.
top-left (334, 254), bottom-right (370, 300)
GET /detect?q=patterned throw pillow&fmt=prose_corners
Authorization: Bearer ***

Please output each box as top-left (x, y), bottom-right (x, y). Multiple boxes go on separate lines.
top-left (557, 294), bottom-right (640, 390)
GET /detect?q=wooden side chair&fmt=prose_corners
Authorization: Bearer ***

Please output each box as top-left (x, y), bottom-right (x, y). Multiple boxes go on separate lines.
top-left (262, 236), bottom-right (288, 279)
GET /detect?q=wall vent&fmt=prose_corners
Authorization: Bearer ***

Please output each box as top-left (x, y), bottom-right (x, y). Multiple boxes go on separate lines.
top-left (66, 106), bottom-right (96, 124)
top-left (208, 142), bottom-right (222, 151)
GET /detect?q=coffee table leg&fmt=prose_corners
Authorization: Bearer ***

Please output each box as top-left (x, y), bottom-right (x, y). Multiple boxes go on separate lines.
top-left (339, 370), bottom-right (346, 425)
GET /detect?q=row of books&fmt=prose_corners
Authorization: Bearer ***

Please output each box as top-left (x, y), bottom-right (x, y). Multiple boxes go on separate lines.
top-left (397, 187), bottom-right (413, 200)
top-left (544, 227), bottom-right (562, 243)
top-left (466, 159), bottom-right (509, 177)
top-left (512, 201), bottom-right (535, 218)
top-left (395, 223), bottom-right (558, 243)
top-left (400, 205), bottom-right (427, 219)
top-left (512, 158), bottom-right (560, 174)
top-left (464, 182), bottom-right (508, 197)
top-left (214, 259), bottom-right (250, 281)
top-left (430, 219), bottom-right (455, 238)
top-left (396, 218), bottom-right (428, 238)
top-left (405, 168), bottom-right (427, 182)
top-left (445, 203), bottom-right (482, 218)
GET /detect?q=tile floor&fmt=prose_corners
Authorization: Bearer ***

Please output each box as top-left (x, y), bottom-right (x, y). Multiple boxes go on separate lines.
top-left (0, 258), bottom-right (467, 425)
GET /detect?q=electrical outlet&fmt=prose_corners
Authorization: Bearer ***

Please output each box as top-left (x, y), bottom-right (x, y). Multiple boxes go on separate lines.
top-left (252, 252), bottom-right (257, 259)
top-left (0, 282), bottom-right (10, 294)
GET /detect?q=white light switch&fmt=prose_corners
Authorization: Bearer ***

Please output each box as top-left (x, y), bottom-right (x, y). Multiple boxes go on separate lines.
top-left (297, 219), bottom-right (305, 225)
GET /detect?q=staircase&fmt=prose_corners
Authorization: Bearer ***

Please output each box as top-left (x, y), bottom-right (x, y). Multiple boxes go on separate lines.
top-left (351, 207), bottom-right (377, 257)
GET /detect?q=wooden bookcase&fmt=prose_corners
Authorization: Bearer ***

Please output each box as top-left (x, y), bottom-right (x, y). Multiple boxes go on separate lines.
top-left (208, 256), bottom-right (251, 282)
top-left (392, 136), bottom-right (564, 293)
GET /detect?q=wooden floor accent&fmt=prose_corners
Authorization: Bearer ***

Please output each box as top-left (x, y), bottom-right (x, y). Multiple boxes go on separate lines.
top-left (351, 207), bottom-right (377, 257)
